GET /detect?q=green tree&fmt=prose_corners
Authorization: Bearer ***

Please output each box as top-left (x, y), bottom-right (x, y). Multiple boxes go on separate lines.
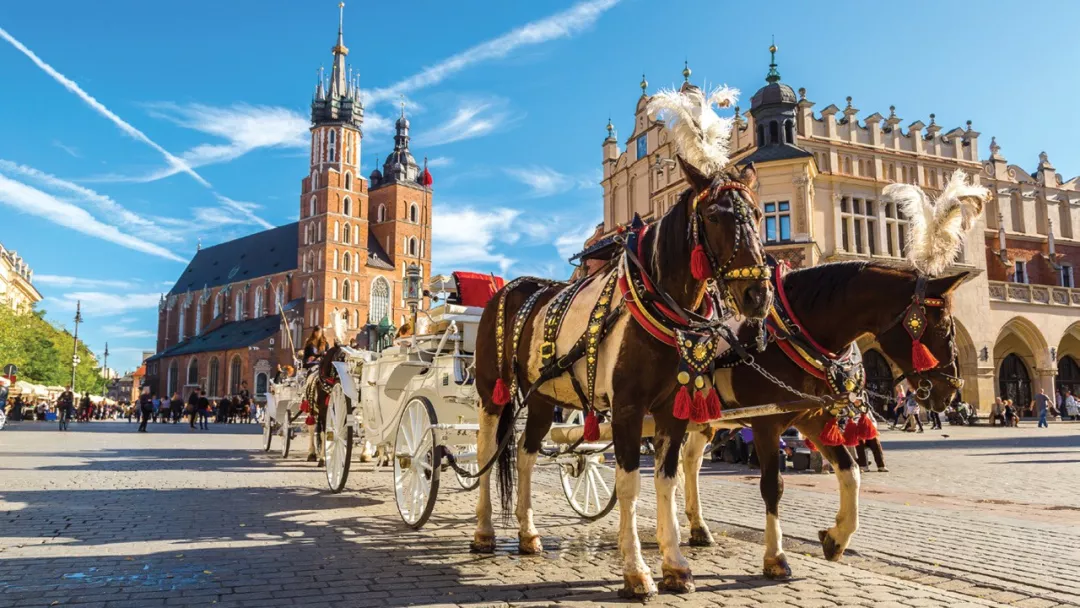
top-left (0, 306), bottom-right (101, 391)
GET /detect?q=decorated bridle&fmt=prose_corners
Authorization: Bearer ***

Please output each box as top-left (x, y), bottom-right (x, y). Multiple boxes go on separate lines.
top-left (890, 275), bottom-right (963, 402)
top-left (688, 181), bottom-right (771, 316)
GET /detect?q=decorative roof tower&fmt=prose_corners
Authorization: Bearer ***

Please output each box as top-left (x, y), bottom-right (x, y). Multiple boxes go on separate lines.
top-left (310, 2), bottom-right (362, 129)
top-left (745, 41), bottom-right (810, 164)
top-left (374, 101), bottom-right (422, 187)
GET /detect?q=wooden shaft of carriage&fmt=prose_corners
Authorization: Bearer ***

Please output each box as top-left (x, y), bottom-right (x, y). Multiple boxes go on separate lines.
top-left (547, 398), bottom-right (833, 445)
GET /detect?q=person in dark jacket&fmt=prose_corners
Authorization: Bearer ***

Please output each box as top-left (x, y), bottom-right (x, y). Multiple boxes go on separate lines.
top-left (187, 390), bottom-right (200, 429)
top-left (137, 388), bottom-right (153, 432)
top-left (169, 392), bottom-right (184, 424)
top-left (197, 390), bottom-right (210, 430)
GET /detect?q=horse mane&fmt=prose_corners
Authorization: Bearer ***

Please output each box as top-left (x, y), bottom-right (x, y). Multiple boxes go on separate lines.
top-left (883, 171), bottom-right (989, 276)
top-left (783, 261), bottom-right (911, 311)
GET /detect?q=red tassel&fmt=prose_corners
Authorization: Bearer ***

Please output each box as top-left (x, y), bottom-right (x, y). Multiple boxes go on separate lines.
top-left (842, 419), bottom-right (861, 447)
top-left (492, 378), bottom-right (511, 407)
top-left (819, 418), bottom-right (844, 447)
top-left (305, 414), bottom-right (315, 426)
top-left (706, 389), bottom-right (723, 419)
top-left (804, 437), bottom-right (818, 452)
top-left (583, 411), bottom-right (600, 442)
top-left (300, 401), bottom-right (310, 413)
top-left (690, 245), bottom-right (712, 281)
top-left (911, 339), bottom-right (939, 373)
top-left (673, 386), bottom-right (692, 420)
top-left (858, 414), bottom-right (879, 441)
top-left (690, 390), bottom-right (709, 423)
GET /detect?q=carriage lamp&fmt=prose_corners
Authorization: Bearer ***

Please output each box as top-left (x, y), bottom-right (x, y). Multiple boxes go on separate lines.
top-left (405, 263), bottom-right (422, 330)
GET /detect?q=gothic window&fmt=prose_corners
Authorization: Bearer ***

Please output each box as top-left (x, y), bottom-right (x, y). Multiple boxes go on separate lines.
top-left (208, 357), bottom-right (220, 397)
top-left (331, 279), bottom-right (338, 300)
top-left (255, 373), bottom-right (268, 397)
top-left (194, 303), bottom-right (202, 335)
top-left (333, 221), bottom-right (339, 241)
top-left (839, 197), bottom-right (878, 255)
top-left (769, 121), bottom-right (779, 144)
top-left (254, 286), bottom-right (264, 317)
top-left (275, 283), bottom-right (285, 312)
top-left (410, 237), bottom-right (419, 256)
top-left (377, 204), bottom-right (386, 223)
top-left (343, 252), bottom-right (352, 273)
top-left (306, 279), bottom-right (315, 302)
top-left (317, 221), bottom-right (322, 242)
top-left (229, 356), bottom-right (242, 395)
top-left (409, 203), bottom-right (419, 223)
top-left (187, 358), bottom-right (198, 385)
top-left (999, 353), bottom-right (1031, 410)
top-left (311, 171), bottom-right (318, 191)
top-left (342, 222), bottom-right (351, 245)
top-left (213, 292), bottom-right (223, 318)
top-left (178, 307), bottom-right (186, 341)
top-left (168, 361), bottom-right (178, 397)
top-left (343, 196), bottom-right (352, 216)
top-left (328, 130), bottom-right (337, 163)
top-left (370, 277), bottom-right (390, 324)
top-left (763, 201), bottom-right (791, 243)
top-left (342, 279), bottom-right (351, 302)
top-left (309, 196), bottom-right (316, 218)
top-left (345, 138), bottom-right (352, 165)
top-left (234, 291), bottom-right (245, 321)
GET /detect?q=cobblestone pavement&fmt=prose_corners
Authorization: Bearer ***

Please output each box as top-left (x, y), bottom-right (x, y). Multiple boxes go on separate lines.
top-left (0, 421), bottom-right (1075, 607)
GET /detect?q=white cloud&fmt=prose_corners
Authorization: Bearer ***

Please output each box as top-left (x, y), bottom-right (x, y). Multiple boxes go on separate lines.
top-left (426, 156), bottom-right (453, 168)
top-left (0, 173), bottom-right (186, 262)
top-left (504, 166), bottom-right (571, 198)
top-left (94, 103), bottom-right (310, 183)
top-left (211, 195), bottom-right (274, 230)
top-left (432, 206), bottom-right (521, 273)
top-left (364, 0), bottom-right (620, 105)
top-left (555, 222), bottom-right (602, 260)
top-left (101, 324), bottom-right (156, 339)
top-left (0, 159), bottom-right (183, 242)
top-left (0, 26), bottom-right (209, 187)
top-left (48, 291), bottom-right (161, 317)
top-left (35, 275), bottom-right (131, 289)
top-left (416, 99), bottom-right (513, 146)
top-left (52, 141), bottom-right (80, 158)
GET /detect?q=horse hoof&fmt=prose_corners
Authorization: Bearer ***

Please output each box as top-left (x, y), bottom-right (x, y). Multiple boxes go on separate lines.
top-left (317, 459), bottom-right (325, 468)
top-left (306, 454), bottom-right (317, 463)
top-left (358, 454), bottom-right (371, 463)
top-left (518, 534), bottom-right (543, 555)
top-left (763, 555), bottom-right (792, 579)
top-left (618, 573), bottom-right (657, 600)
top-left (658, 567), bottom-right (694, 594)
top-left (688, 526), bottom-right (714, 547)
top-left (818, 529), bottom-right (843, 562)
top-left (469, 534), bottom-right (496, 554)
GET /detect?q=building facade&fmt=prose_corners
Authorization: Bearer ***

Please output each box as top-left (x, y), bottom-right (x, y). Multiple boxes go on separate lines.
top-left (600, 49), bottom-right (1080, 412)
top-left (0, 242), bottom-right (42, 312)
top-left (146, 8), bottom-right (433, 402)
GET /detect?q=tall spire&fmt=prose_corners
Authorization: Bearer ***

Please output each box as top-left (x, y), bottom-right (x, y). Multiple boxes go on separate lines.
top-left (766, 37), bottom-right (781, 84)
top-left (329, 2), bottom-right (349, 98)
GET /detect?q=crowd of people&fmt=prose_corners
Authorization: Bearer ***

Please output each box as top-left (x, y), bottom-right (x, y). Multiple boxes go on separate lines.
top-left (0, 385), bottom-right (129, 423)
top-left (129, 381), bottom-right (262, 433)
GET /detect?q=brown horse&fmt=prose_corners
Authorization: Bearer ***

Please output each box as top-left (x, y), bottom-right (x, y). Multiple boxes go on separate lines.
top-left (472, 156), bottom-right (771, 598)
top-left (676, 261), bottom-right (968, 580)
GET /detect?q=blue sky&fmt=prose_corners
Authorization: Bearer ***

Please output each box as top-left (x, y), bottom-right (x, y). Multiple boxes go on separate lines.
top-left (2, 0), bottom-right (1078, 373)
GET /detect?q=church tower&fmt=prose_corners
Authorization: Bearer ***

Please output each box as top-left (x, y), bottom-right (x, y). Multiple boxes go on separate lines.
top-left (299, 2), bottom-right (368, 335)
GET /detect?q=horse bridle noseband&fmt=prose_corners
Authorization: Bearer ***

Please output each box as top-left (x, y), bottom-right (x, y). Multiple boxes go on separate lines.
top-left (886, 275), bottom-right (963, 401)
top-left (691, 182), bottom-right (771, 315)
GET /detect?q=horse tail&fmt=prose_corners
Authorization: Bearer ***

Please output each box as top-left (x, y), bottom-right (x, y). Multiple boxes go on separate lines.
top-left (494, 388), bottom-right (517, 526)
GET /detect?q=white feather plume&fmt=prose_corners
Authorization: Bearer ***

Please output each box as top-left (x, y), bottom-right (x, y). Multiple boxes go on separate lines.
top-left (646, 84), bottom-right (739, 176)
top-left (331, 309), bottom-right (349, 346)
top-left (883, 170), bottom-right (990, 276)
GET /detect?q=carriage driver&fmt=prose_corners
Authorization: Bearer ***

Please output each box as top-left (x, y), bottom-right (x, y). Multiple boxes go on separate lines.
top-left (302, 326), bottom-right (329, 369)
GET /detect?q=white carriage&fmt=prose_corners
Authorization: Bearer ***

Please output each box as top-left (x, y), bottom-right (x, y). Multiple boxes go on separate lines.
top-left (267, 273), bottom-right (619, 529)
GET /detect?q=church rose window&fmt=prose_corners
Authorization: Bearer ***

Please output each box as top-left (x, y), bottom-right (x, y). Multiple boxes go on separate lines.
top-left (370, 277), bottom-right (390, 325)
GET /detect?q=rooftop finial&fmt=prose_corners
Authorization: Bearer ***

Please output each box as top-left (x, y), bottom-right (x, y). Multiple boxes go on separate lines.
top-left (640, 73), bottom-right (648, 94)
top-left (889, 105), bottom-right (896, 118)
top-left (400, 95), bottom-right (406, 118)
top-left (766, 37), bottom-right (781, 84)
top-left (682, 60), bottom-right (691, 82)
top-left (338, 2), bottom-right (345, 35)
top-left (929, 113), bottom-right (936, 125)
top-left (606, 117), bottom-right (614, 139)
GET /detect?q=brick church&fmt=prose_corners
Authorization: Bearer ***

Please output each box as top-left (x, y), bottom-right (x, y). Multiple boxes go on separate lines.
top-left (146, 7), bottom-right (433, 402)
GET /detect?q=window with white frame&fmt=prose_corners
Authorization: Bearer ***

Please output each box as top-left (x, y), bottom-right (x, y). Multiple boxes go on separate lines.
top-left (342, 222), bottom-right (351, 245)
top-left (763, 201), bottom-right (791, 243)
top-left (1062, 264), bottom-right (1074, 288)
top-left (1013, 260), bottom-right (1028, 284)
top-left (275, 283), bottom-right (284, 312)
top-left (306, 279), bottom-right (315, 301)
top-left (311, 171), bottom-right (318, 191)
top-left (309, 197), bottom-right (316, 217)
top-left (214, 292), bottom-right (223, 318)
top-left (178, 308), bottom-right (186, 341)
top-left (341, 279), bottom-right (350, 301)
top-left (342, 252), bottom-right (352, 273)
top-left (884, 202), bottom-right (908, 257)
top-left (253, 286), bottom-right (264, 317)
top-left (839, 197), bottom-right (878, 255)
top-left (377, 204), bottom-right (386, 223)
top-left (234, 291), bottom-right (245, 321)
top-left (409, 203), bottom-right (419, 223)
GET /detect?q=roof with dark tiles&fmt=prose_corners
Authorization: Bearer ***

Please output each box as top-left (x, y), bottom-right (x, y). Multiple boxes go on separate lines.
top-left (167, 223), bottom-right (298, 296)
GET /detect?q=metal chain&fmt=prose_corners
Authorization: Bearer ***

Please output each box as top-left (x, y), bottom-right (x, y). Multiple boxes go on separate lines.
top-left (745, 358), bottom-right (831, 404)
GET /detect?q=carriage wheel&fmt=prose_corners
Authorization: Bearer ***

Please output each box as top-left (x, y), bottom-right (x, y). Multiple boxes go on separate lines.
top-left (280, 410), bottom-right (292, 458)
top-left (325, 384), bottom-right (353, 493)
top-left (393, 397), bottom-right (441, 529)
top-left (454, 444), bottom-right (480, 491)
top-left (560, 452), bottom-right (618, 521)
top-left (262, 412), bottom-right (274, 452)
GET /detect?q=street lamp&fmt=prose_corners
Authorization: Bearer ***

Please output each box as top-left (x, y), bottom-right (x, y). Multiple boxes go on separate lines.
top-left (101, 343), bottom-right (109, 397)
top-left (404, 263), bottom-right (422, 333)
top-left (71, 300), bottom-right (83, 391)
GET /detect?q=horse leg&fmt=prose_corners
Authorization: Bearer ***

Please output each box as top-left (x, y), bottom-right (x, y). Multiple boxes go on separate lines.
top-left (516, 402), bottom-right (554, 554)
top-left (613, 413), bottom-right (657, 599)
top-left (798, 420), bottom-right (860, 561)
top-left (682, 429), bottom-right (714, 547)
top-left (317, 406), bottom-right (327, 468)
top-left (306, 417), bottom-right (317, 462)
top-left (654, 414), bottom-right (694, 594)
top-left (471, 409), bottom-right (500, 553)
top-left (754, 423), bottom-right (790, 579)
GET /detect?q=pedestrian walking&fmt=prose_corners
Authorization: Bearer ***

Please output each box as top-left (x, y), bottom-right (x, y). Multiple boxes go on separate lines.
top-left (903, 390), bottom-right (924, 432)
top-left (137, 388), bottom-right (154, 432)
top-left (197, 390), bottom-right (210, 430)
top-left (890, 386), bottom-right (906, 429)
top-left (929, 406), bottom-right (943, 430)
top-left (169, 392), bottom-right (184, 424)
top-left (1066, 390), bottom-right (1080, 421)
top-left (186, 390), bottom-right (199, 429)
top-left (1034, 388), bottom-right (1051, 428)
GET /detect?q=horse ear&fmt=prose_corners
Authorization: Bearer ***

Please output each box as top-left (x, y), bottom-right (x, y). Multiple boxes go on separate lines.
top-left (929, 271), bottom-right (970, 296)
top-left (677, 155), bottom-right (712, 193)
top-left (738, 162), bottom-right (758, 190)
